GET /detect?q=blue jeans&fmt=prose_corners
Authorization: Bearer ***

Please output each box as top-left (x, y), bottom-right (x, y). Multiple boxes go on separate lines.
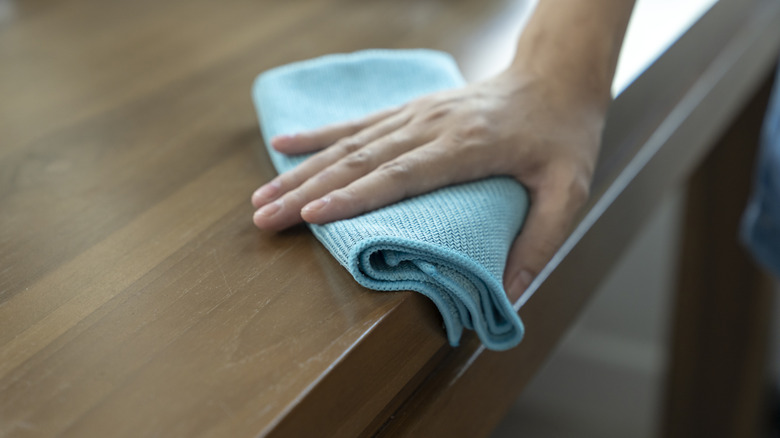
top-left (742, 66), bottom-right (780, 278)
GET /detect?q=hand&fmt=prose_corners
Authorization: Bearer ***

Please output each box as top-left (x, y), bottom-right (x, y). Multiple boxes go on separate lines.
top-left (251, 69), bottom-right (607, 300)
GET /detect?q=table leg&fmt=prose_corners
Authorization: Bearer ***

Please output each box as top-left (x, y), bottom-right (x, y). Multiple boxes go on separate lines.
top-left (662, 72), bottom-right (777, 438)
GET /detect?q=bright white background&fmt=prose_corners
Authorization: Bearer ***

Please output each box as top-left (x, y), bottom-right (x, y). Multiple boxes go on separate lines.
top-left (459, 0), bottom-right (719, 95)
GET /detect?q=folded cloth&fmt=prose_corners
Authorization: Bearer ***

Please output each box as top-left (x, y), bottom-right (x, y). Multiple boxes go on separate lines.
top-left (252, 49), bottom-right (529, 350)
top-left (742, 66), bottom-right (780, 278)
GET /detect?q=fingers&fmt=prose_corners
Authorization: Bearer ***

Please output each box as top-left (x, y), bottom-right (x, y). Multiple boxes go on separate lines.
top-left (252, 111), bottom-right (410, 209)
top-left (253, 125), bottom-right (425, 231)
top-left (270, 106), bottom-right (401, 155)
top-left (300, 142), bottom-right (472, 224)
top-left (503, 165), bottom-right (590, 301)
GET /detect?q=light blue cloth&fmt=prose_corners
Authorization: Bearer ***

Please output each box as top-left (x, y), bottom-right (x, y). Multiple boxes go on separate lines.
top-left (252, 49), bottom-right (529, 350)
top-left (742, 66), bottom-right (780, 278)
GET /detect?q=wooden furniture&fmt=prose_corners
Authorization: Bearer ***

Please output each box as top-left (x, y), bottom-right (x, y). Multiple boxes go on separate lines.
top-left (1, 0), bottom-right (778, 436)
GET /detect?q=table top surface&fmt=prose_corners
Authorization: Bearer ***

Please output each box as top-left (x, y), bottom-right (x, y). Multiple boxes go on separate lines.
top-left (3, 0), bottom-right (768, 437)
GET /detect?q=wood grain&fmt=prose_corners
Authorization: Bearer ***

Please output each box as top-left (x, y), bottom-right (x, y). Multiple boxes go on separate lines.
top-left (2, 0), bottom-right (779, 437)
top-left (0, 1), bottom-right (532, 436)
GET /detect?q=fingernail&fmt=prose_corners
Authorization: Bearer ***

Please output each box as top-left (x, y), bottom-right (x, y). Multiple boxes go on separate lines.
top-left (254, 180), bottom-right (280, 201)
top-left (302, 197), bottom-right (329, 213)
top-left (271, 134), bottom-right (293, 147)
top-left (255, 200), bottom-right (282, 218)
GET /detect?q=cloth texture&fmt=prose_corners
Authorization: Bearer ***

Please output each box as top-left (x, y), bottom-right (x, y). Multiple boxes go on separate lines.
top-left (742, 66), bottom-right (780, 278)
top-left (252, 49), bottom-right (529, 350)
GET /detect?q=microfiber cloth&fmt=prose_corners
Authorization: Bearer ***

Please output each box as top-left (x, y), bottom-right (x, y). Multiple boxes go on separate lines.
top-left (742, 66), bottom-right (780, 278)
top-left (252, 49), bottom-right (529, 350)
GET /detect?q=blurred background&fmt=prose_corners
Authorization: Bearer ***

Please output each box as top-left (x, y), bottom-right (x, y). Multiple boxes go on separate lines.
top-left (492, 189), bottom-right (780, 438)
top-left (493, 189), bottom-right (683, 437)
top-left (2, 0), bottom-right (776, 435)
top-left (484, 0), bottom-right (780, 436)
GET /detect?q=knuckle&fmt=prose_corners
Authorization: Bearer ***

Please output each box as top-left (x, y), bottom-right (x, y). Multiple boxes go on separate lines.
top-left (276, 170), bottom-right (303, 190)
top-left (340, 185), bottom-right (358, 200)
top-left (546, 160), bottom-right (592, 207)
top-left (337, 137), bottom-right (362, 154)
top-left (420, 105), bottom-right (451, 123)
top-left (386, 129), bottom-right (411, 146)
top-left (377, 159), bottom-right (411, 180)
top-left (341, 150), bottom-right (373, 170)
top-left (460, 117), bottom-right (491, 139)
top-left (312, 167), bottom-right (332, 183)
top-left (331, 185), bottom-right (359, 206)
top-left (564, 173), bottom-right (590, 207)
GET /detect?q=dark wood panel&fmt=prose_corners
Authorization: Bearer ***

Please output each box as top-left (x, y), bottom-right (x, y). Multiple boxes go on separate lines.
top-left (663, 71), bottom-right (776, 438)
top-left (2, 0), bottom-right (779, 436)
top-left (373, 0), bottom-right (780, 435)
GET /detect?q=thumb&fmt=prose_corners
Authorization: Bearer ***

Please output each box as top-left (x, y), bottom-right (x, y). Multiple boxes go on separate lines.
top-left (503, 174), bottom-right (588, 301)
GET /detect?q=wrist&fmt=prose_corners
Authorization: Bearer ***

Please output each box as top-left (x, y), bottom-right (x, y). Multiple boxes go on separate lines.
top-left (508, 0), bottom-right (635, 112)
top-left (504, 60), bottom-right (613, 116)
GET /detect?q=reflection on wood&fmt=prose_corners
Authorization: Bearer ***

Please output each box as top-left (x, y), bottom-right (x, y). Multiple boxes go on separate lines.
top-left (1, 0), bottom-right (779, 436)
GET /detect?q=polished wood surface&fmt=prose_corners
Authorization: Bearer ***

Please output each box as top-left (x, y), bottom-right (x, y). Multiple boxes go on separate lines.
top-left (0, 1), bottom-right (522, 436)
top-left (2, 0), bottom-right (780, 437)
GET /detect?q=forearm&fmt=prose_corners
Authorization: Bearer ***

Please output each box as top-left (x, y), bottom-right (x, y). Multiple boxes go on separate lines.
top-left (510, 0), bottom-right (636, 111)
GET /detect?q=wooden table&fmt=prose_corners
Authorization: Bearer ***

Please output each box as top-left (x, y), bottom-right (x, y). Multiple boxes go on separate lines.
top-left (1, 0), bottom-right (779, 437)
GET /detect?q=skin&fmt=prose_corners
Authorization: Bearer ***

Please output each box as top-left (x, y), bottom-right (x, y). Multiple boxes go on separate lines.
top-left (251, 0), bottom-right (636, 302)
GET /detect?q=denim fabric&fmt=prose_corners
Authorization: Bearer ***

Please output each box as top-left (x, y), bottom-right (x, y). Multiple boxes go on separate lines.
top-left (742, 67), bottom-right (780, 278)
